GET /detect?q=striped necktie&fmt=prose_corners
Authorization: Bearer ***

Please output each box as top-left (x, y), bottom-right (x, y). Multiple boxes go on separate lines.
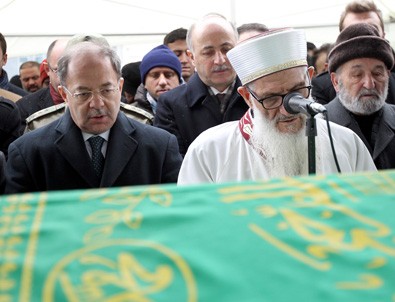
top-left (217, 93), bottom-right (227, 113)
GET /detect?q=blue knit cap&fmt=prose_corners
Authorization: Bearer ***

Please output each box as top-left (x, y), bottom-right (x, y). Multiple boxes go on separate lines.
top-left (140, 45), bottom-right (182, 84)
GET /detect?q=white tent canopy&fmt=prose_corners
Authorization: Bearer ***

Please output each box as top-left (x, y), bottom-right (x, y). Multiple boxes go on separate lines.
top-left (2, 0), bottom-right (394, 76)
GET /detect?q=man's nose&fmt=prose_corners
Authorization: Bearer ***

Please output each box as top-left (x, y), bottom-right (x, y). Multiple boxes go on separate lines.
top-left (214, 51), bottom-right (226, 64)
top-left (362, 74), bottom-right (376, 89)
top-left (158, 73), bottom-right (167, 84)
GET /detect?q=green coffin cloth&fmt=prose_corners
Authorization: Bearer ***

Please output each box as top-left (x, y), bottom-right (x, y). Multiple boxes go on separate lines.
top-left (1, 170), bottom-right (395, 301)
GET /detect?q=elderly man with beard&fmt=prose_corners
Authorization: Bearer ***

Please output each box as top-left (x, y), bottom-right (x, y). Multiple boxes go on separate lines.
top-left (177, 28), bottom-right (376, 185)
top-left (327, 23), bottom-right (395, 170)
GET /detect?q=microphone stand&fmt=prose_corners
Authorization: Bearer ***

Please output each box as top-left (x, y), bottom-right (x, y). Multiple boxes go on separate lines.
top-left (305, 108), bottom-right (318, 175)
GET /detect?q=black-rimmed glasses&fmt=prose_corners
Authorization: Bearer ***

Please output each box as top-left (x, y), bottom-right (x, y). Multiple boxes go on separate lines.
top-left (246, 85), bottom-right (312, 110)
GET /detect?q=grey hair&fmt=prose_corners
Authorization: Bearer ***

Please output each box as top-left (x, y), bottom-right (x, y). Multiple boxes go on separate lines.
top-left (186, 13), bottom-right (238, 53)
top-left (57, 42), bottom-right (121, 86)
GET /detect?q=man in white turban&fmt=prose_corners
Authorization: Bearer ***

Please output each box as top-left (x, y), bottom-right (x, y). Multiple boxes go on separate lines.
top-left (178, 28), bottom-right (376, 185)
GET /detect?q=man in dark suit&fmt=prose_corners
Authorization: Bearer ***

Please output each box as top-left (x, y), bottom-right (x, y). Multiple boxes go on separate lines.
top-left (5, 42), bottom-right (182, 194)
top-left (0, 97), bottom-right (21, 194)
top-left (154, 13), bottom-right (249, 156)
top-left (16, 39), bottom-right (68, 131)
top-left (326, 23), bottom-right (395, 170)
top-left (0, 97), bottom-right (21, 158)
top-left (312, 0), bottom-right (395, 105)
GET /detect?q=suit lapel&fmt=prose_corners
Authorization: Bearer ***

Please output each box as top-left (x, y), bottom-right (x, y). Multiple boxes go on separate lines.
top-left (55, 110), bottom-right (99, 187)
top-left (327, 98), bottom-right (373, 153)
top-left (101, 113), bottom-right (138, 187)
top-left (372, 106), bottom-right (395, 159)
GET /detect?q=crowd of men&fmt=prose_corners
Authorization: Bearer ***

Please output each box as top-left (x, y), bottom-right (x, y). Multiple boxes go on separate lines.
top-left (0, 0), bottom-right (394, 194)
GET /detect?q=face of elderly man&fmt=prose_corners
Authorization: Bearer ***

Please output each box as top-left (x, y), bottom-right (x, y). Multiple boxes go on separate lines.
top-left (238, 66), bottom-right (314, 133)
top-left (331, 57), bottom-right (389, 115)
top-left (188, 15), bottom-right (237, 92)
top-left (58, 43), bottom-right (124, 135)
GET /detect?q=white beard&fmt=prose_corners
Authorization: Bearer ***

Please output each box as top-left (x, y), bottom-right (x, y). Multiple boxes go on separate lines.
top-left (338, 79), bottom-right (388, 115)
top-left (250, 103), bottom-right (314, 178)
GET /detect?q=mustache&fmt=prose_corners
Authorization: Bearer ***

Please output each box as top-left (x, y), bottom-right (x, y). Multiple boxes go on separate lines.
top-left (88, 109), bottom-right (108, 118)
top-left (212, 65), bottom-right (230, 72)
top-left (275, 113), bottom-right (300, 122)
top-left (357, 88), bottom-right (380, 99)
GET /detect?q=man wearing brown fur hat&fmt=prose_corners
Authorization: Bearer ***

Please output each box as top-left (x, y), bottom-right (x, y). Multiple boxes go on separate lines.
top-left (311, 0), bottom-right (395, 105)
top-left (326, 22), bottom-right (395, 170)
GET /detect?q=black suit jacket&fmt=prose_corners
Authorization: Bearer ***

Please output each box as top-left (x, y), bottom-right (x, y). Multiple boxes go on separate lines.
top-left (5, 110), bottom-right (182, 194)
top-left (326, 97), bottom-right (395, 170)
top-left (312, 70), bottom-right (395, 105)
top-left (0, 151), bottom-right (5, 194)
top-left (154, 73), bottom-right (248, 156)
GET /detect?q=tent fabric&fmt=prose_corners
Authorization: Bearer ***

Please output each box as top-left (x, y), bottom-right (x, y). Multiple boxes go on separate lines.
top-left (2, 0), bottom-right (394, 59)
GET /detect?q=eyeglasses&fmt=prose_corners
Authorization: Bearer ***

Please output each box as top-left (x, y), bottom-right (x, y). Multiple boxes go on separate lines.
top-left (62, 84), bottom-right (120, 103)
top-left (246, 85), bottom-right (312, 110)
top-left (47, 64), bottom-right (58, 73)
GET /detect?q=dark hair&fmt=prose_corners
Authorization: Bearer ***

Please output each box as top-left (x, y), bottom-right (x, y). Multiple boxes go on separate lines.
top-left (10, 75), bottom-right (22, 88)
top-left (0, 97), bottom-right (21, 158)
top-left (312, 43), bottom-right (333, 68)
top-left (19, 61), bottom-right (40, 71)
top-left (0, 33), bottom-right (6, 55)
top-left (339, 0), bottom-right (384, 33)
top-left (237, 23), bottom-right (269, 35)
top-left (164, 28), bottom-right (188, 45)
top-left (307, 41), bottom-right (317, 51)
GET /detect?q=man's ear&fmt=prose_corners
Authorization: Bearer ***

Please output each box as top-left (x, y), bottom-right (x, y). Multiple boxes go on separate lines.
top-left (57, 85), bottom-right (68, 103)
top-left (43, 60), bottom-right (50, 74)
top-left (118, 77), bottom-right (124, 91)
top-left (1, 53), bottom-right (7, 66)
top-left (237, 86), bottom-right (253, 108)
top-left (186, 50), bottom-right (195, 67)
top-left (307, 66), bottom-right (315, 79)
top-left (330, 72), bottom-right (340, 92)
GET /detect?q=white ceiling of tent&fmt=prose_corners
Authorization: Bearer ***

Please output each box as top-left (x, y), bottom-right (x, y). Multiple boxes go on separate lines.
top-left (1, 0), bottom-right (394, 59)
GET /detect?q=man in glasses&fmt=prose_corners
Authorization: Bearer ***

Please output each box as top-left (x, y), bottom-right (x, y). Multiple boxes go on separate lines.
top-left (5, 42), bottom-right (182, 193)
top-left (177, 28), bottom-right (376, 185)
top-left (22, 35), bottom-right (154, 132)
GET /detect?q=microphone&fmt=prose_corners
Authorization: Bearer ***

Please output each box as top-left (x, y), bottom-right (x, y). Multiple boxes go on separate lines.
top-left (283, 92), bottom-right (327, 115)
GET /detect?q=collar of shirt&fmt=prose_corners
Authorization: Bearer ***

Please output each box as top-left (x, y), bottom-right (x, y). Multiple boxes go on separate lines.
top-left (82, 130), bottom-right (110, 157)
top-left (146, 92), bottom-right (157, 114)
top-left (209, 80), bottom-right (236, 99)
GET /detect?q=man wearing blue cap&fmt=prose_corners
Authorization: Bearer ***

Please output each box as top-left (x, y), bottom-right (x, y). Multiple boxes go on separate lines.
top-left (131, 45), bottom-right (182, 117)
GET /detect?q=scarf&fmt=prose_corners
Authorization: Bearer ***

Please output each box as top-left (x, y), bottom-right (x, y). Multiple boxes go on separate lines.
top-left (0, 69), bottom-right (9, 90)
top-left (49, 84), bottom-right (65, 105)
top-left (238, 108), bottom-right (267, 159)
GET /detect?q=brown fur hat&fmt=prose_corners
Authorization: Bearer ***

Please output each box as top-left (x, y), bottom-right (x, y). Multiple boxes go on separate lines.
top-left (328, 23), bottom-right (394, 73)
